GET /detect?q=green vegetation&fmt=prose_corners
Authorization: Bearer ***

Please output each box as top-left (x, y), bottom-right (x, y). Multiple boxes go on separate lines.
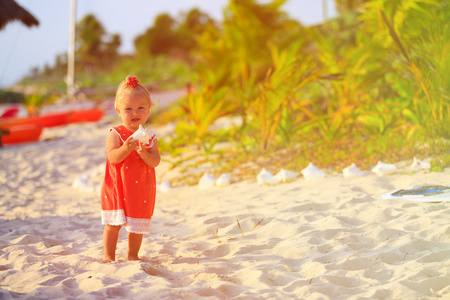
top-left (158, 0), bottom-right (450, 183)
top-left (0, 90), bottom-right (24, 104)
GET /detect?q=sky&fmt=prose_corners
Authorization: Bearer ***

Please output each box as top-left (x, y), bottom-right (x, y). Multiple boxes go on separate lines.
top-left (0, 0), bottom-right (337, 88)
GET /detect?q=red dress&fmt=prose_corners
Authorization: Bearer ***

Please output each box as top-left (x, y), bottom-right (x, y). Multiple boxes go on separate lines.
top-left (101, 125), bottom-right (157, 234)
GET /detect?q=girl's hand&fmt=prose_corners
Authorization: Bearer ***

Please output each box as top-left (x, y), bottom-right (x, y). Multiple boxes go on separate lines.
top-left (136, 140), bottom-right (160, 167)
top-left (136, 142), bottom-right (145, 153)
top-left (136, 142), bottom-right (150, 157)
top-left (106, 130), bottom-right (138, 164)
top-left (123, 136), bottom-right (138, 153)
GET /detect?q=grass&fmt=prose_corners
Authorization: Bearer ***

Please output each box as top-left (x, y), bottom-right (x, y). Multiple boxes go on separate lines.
top-left (151, 79), bottom-right (449, 187)
top-left (155, 114), bottom-right (450, 187)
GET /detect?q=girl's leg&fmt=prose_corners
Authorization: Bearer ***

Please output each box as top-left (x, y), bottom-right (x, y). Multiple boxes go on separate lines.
top-left (127, 232), bottom-right (143, 261)
top-left (103, 225), bottom-right (121, 262)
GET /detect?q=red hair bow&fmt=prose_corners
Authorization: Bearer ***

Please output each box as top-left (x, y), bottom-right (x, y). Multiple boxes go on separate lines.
top-left (126, 76), bottom-right (138, 88)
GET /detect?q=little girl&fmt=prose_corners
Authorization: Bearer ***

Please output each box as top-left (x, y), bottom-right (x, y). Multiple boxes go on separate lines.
top-left (101, 74), bottom-right (160, 262)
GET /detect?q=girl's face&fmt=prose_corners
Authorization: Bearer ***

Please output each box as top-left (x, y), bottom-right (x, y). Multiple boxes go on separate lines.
top-left (116, 92), bottom-right (151, 131)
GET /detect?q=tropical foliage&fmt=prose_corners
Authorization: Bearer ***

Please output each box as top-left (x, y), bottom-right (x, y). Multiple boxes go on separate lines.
top-left (134, 9), bottom-right (216, 59)
top-left (76, 14), bottom-right (121, 71)
top-left (179, 0), bottom-right (449, 147)
top-left (155, 0), bottom-right (449, 178)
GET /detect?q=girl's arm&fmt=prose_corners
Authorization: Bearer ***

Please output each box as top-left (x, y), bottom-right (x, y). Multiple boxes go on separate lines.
top-left (106, 131), bottom-right (137, 164)
top-left (137, 139), bottom-right (161, 168)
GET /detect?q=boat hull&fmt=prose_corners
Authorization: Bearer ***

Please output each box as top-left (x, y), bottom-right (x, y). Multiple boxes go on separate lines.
top-left (0, 108), bottom-right (104, 128)
top-left (1, 123), bottom-right (43, 145)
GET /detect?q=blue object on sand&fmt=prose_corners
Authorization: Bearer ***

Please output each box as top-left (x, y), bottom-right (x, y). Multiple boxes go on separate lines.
top-left (381, 185), bottom-right (450, 202)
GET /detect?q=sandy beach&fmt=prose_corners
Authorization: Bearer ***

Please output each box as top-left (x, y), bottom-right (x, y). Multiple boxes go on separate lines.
top-left (1, 114), bottom-right (449, 299)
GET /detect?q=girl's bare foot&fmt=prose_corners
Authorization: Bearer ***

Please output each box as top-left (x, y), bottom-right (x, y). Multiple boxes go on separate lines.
top-left (127, 255), bottom-right (142, 261)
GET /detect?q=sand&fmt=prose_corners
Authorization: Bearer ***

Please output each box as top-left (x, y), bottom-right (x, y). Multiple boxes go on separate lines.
top-left (1, 115), bottom-right (450, 299)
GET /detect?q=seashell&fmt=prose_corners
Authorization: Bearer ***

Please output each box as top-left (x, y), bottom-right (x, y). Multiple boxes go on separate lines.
top-left (198, 173), bottom-right (215, 190)
top-left (72, 174), bottom-right (89, 189)
top-left (257, 168), bottom-right (275, 185)
top-left (72, 164), bottom-right (105, 195)
top-left (274, 169), bottom-right (299, 183)
top-left (410, 157), bottom-right (431, 172)
top-left (343, 163), bottom-right (364, 178)
top-left (72, 174), bottom-right (97, 194)
top-left (158, 181), bottom-right (172, 193)
top-left (301, 162), bottom-right (326, 180)
top-left (371, 161), bottom-right (397, 176)
top-left (130, 125), bottom-right (157, 146)
top-left (216, 174), bottom-right (231, 187)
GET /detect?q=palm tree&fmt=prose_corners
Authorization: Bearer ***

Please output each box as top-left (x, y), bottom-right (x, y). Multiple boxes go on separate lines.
top-left (0, 0), bottom-right (39, 30)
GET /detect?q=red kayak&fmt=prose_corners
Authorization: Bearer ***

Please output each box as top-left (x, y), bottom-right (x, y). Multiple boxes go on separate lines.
top-left (69, 108), bottom-right (104, 123)
top-left (1, 123), bottom-right (43, 145)
top-left (0, 108), bottom-right (104, 128)
top-left (0, 111), bottom-right (70, 128)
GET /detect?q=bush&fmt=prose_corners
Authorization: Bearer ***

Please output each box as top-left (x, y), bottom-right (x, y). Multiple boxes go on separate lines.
top-left (0, 90), bottom-right (25, 104)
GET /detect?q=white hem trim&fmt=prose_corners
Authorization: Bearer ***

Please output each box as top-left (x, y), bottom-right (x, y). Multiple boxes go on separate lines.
top-left (101, 210), bottom-right (152, 234)
top-left (125, 217), bottom-right (152, 234)
top-left (102, 209), bottom-right (126, 225)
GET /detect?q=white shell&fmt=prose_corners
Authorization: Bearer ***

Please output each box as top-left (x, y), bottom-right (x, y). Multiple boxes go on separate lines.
top-left (72, 163), bottom-right (105, 195)
top-left (257, 168), bottom-right (275, 185)
top-left (72, 174), bottom-right (101, 194)
top-left (199, 173), bottom-right (215, 190)
top-left (343, 163), bottom-right (364, 178)
top-left (274, 169), bottom-right (299, 183)
top-left (301, 162), bottom-right (326, 180)
top-left (410, 157), bottom-right (431, 172)
top-left (72, 174), bottom-right (90, 190)
top-left (157, 181), bottom-right (172, 193)
top-left (216, 174), bottom-right (231, 187)
top-left (371, 161), bottom-right (397, 176)
top-left (130, 125), bottom-right (157, 146)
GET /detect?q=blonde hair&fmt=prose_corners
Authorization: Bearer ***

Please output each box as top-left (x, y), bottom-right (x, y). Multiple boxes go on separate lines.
top-left (114, 74), bottom-right (153, 110)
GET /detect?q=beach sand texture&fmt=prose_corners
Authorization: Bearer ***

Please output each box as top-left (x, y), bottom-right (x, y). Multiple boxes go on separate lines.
top-left (1, 120), bottom-right (450, 299)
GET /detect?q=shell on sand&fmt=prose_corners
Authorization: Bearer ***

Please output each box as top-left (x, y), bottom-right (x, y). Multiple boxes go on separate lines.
top-left (157, 181), bottom-right (172, 193)
top-left (216, 173), bottom-right (232, 187)
top-left (343, 163), bottom-right (364, 178)
top-left (198, 172), bottom-right (215, 190)
top-left (410, 157), bottom-right (431, 172)
top-left (371, 161), bottom-right (397, 176)
top-left (274, 169), bottom-right (299, 183)
top-left (257, 168), bottom-right (275, 185)
top-left (301, 162), bottom-right (326, 180)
